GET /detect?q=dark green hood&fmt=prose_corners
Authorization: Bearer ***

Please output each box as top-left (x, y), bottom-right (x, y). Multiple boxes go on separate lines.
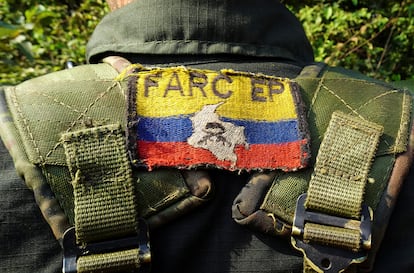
top-left (86, 0), bottom-right (314, 65)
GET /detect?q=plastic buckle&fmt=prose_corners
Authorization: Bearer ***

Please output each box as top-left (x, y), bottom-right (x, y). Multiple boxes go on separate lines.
top-left (291, 193), bottom-right (372, 273)
top-left (62, 218), bottom-right (151, 273)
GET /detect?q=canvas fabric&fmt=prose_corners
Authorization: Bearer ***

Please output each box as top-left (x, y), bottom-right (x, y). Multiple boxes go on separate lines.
top-left (0, 64), bottom-right (213, 244)
top-left (86, 0), bottom-right (314, 65)
top-left (1, 60), bottom-right (412, 273)
top-left (1, 0), bottom-right (414, 272)
top-left (1, 140), bottom-right (414, 273)
top-left (261, 65), bottom-right (411, 226)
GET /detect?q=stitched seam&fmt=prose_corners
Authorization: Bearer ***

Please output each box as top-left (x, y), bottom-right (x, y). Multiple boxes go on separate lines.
top-left (356, 90), bottom-right (399, 111)
top-left (365, 154), bottom-right (396, 211)
top-left (320, 82), bottom-right (365, 120)
top-left (10, 88), bottom-right (45, 163)
top-left (37, 92), bottom-right (85, 115)
top-left (395, 91), bottom-right (411, 152)
top-left (307, 72), bottom-right (326, 118)
top-left (45, 81), bottom-right (119, 159)
top-left (300, 77), bottom-right (390, 87)
top-left (116, 81), bottom-right (126, 99)
top-left (47, 79), bottom-right (115, 83)
top-left (355, 89), bottom-right (398, 153)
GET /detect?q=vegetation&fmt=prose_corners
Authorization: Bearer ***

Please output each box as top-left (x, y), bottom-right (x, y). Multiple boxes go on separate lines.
top-left (0, 0), bottom-right (108, 84)
top-left (285, 0), bottom-right (414, 81)
top-left (1, 0), bottom-right (413, 85)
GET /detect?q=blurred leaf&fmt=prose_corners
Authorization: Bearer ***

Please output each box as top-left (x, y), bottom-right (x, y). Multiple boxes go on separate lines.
top-left (14, 39), bottom-right (34, 62)
top-left (287, 1), bottom-right (414, 81)
top-left (0, 21), bottom-right (22, 39)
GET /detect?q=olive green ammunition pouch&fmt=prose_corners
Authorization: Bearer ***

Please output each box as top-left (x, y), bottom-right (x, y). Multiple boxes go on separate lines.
top-left (233, 64), bottom-right (413, 272)
top-left (0, 61), bottom-right (412, 273)
top-left (0, 63), bottom-right (212, 273)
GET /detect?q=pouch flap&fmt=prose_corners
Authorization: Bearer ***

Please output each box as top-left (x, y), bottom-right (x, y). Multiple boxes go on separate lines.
top-left (4, 64), bottom-right (123, 166)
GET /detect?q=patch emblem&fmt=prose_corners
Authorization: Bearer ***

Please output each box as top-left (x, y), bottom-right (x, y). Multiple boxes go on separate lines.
top-left (127, 66), bottom-right (310, 171)
top-left (187, 103), bottom-right (249, 166)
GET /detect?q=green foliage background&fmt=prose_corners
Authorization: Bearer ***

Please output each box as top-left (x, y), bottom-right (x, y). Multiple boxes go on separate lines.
top-left (1, 0), bottom-right (413, 85)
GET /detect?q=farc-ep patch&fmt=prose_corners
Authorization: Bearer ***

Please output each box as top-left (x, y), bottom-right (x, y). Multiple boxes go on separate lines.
top-left (127, 66), bottom-right (310, 171)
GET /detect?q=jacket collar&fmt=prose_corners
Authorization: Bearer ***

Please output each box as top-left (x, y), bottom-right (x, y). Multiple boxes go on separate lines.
top-left (86, 0), bottom-right (314, 65)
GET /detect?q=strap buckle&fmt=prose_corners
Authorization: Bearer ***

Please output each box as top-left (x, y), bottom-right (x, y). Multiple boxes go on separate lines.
top-left (291, 193), bottom-right (372, 273)
top-left (62, 218), bottom-right (151, 273)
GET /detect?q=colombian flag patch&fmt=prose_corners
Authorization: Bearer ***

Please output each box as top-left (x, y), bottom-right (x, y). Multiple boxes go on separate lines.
top-left (127, 66), bottom-right (310, 171)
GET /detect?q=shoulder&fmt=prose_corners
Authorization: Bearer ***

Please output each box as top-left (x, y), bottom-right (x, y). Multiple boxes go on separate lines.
top-left (13, 63), bottom-right (119, 93)
top-left (3, 63), bottom-right (125, 166)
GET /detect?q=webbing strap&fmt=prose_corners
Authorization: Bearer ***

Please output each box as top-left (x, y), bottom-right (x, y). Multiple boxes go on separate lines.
top-left (293, 111), bottom-right (383, 273)
top-left (77, 249), bottom-right (140, 273)
top-left (303, 223), bottom-right (361, 252)
top-left (62, 124), bottom-right (142, 272)
top-left (305, 111), bottom-right (383, 220)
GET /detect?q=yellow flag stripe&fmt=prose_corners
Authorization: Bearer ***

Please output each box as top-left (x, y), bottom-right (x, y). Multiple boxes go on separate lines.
top-left (134, 68), bottom-right (298, 121)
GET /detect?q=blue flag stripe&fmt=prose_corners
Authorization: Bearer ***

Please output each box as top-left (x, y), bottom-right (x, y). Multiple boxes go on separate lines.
top-left (137, 116), bottom-right (300, 144)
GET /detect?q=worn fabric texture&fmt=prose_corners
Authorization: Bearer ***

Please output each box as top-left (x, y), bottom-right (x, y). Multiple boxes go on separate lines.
top-left (126, 67), bottom-right (310, 171)
top-left (1, 1), bottom-right (414, 273)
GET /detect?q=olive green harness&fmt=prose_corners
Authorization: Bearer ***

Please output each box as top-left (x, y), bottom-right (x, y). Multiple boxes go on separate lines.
top-left (0, 61), bottom-right (411, 273)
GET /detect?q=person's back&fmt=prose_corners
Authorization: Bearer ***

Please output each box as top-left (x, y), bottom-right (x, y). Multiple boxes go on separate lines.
top-left (1, 1), bottom-right (413, 273)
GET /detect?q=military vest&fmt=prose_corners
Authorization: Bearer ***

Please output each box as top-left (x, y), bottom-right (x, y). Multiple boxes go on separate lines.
top-left (0, 60), bottom-right (412, 273)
